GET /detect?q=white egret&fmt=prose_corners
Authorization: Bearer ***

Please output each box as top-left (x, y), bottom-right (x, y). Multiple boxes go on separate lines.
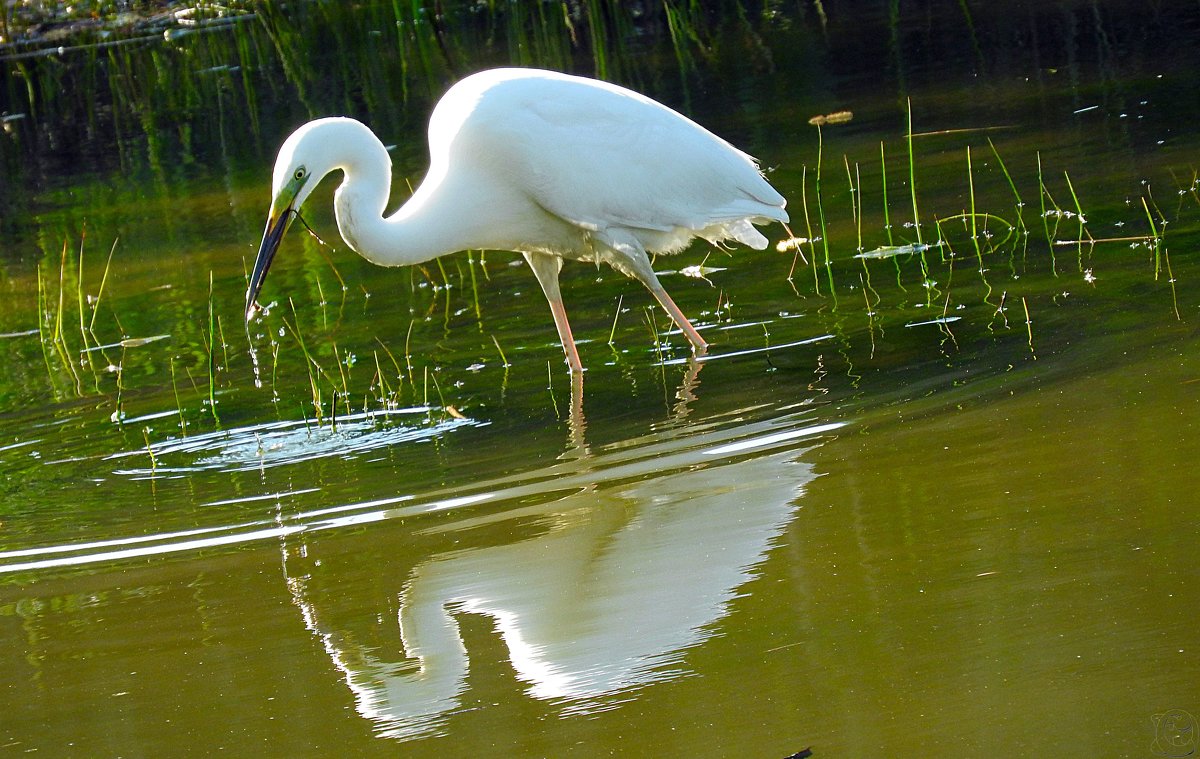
top-left (246, 67), bottom-right (788, 372)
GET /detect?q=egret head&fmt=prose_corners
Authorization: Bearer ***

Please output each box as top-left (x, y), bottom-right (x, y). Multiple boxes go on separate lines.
top-left (245, 119), bottom-right (346, 320)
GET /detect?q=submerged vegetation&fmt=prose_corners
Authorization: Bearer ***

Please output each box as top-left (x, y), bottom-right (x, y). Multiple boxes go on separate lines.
top-left (1, 0), bottom-right (1197, 465)
top-left (18, 95), bottom-right (1196, 451)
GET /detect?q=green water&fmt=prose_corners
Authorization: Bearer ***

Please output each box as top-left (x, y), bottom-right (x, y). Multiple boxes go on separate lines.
top-left (1, 2), bottom-right (1198, 756)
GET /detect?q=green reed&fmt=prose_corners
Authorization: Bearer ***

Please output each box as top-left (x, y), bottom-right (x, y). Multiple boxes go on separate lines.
top-left (987, 138), bottom-right (1026, 238)
top-left (906, 98), bottom-right (923, 245)
top-left (880, 141), bottom-right (895, 246)
top-left (170, 356), bottom-right (187, 436)
top-left (198, 274), bottom-right (216, 422)
top-left (604, 293), bottom-right (626, 348)
top-left (845, 155), bottom-right (863, 254)
top-left (812, 124), bottom-right (835, 298)
top-left (967, 146), bottom-right (980, 258)
top-left (283, 298), bottom-right (324, 424)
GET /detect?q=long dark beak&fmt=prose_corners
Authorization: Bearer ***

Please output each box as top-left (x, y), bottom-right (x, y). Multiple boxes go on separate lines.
top-left (245, 207), bottom-right (295, 320)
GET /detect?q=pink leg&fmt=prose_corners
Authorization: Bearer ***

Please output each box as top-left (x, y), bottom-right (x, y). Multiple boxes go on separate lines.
top-left (547, 295), bottom-right (585, 373)
top-left (524, 252), bottom-right (585, 373)
top-left (624, 252), bottom-right (709, 354)
top-left (648, 285), bottom-right (708, 353)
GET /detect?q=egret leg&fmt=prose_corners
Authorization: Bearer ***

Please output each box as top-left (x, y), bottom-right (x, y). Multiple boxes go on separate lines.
top-left (524, 252), bottom-right (585, 373)
top-left (614, 241), bottom-right (709, 353)
top-left (646, 283), bottom-right (708, 353)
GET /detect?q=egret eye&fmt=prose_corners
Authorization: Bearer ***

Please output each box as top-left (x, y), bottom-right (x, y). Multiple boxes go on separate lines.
top-left (294, 167), bottom-right (307, 182)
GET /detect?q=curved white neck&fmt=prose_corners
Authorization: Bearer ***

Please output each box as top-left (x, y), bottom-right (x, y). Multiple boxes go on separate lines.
top-left (330, 125), bottom-right (468, 267)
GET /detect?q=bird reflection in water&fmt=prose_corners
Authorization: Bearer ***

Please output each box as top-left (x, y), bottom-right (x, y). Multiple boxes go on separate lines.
top-left (282, 368), bottom-right (840, 739)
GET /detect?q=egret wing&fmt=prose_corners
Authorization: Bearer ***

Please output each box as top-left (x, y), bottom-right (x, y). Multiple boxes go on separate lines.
top-left (460, 74), bottom-right (786, 247)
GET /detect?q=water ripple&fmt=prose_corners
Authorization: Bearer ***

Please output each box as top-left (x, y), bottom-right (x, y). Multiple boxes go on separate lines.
top-left (105, 407), bottom-right (483, 477)
top-left (0, 411), bottom-right (847, 576)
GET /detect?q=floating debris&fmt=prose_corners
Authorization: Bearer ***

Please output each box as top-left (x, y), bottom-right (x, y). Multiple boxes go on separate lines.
top-left (775, 236), bottom-right (812, 252)
top-left (121, 334), bottom-right (171, 348)
top-left (910, 125), bottom-right (1016, 138)
top-left (678, 264), bottom-right (727, 281)
top-left (1, 113), bottom-right (26, 135)
top-left (82, 334), bottom-right (171, 352)
top-left (196, 64), bottom-right (241, 75)
top-left (808, 110), bottom-right (853, 127)
top-left (854, 242), bottom-right (940, 260)
top-left (904, 316), bottom-right (961, 328)
top-left (0, 329), bottom-right (39, 339)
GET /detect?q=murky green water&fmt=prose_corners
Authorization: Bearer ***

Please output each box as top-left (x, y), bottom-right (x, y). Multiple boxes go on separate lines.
top-left (2, 2), bottom-right (1198, 756)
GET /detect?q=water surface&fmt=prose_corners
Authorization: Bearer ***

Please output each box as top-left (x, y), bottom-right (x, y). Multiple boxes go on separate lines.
top-left (1, 1), bottom-right (1198, 756)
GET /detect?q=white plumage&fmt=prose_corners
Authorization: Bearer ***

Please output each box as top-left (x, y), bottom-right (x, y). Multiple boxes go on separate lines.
top-left (247, 67), bottom-right (788, 372)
